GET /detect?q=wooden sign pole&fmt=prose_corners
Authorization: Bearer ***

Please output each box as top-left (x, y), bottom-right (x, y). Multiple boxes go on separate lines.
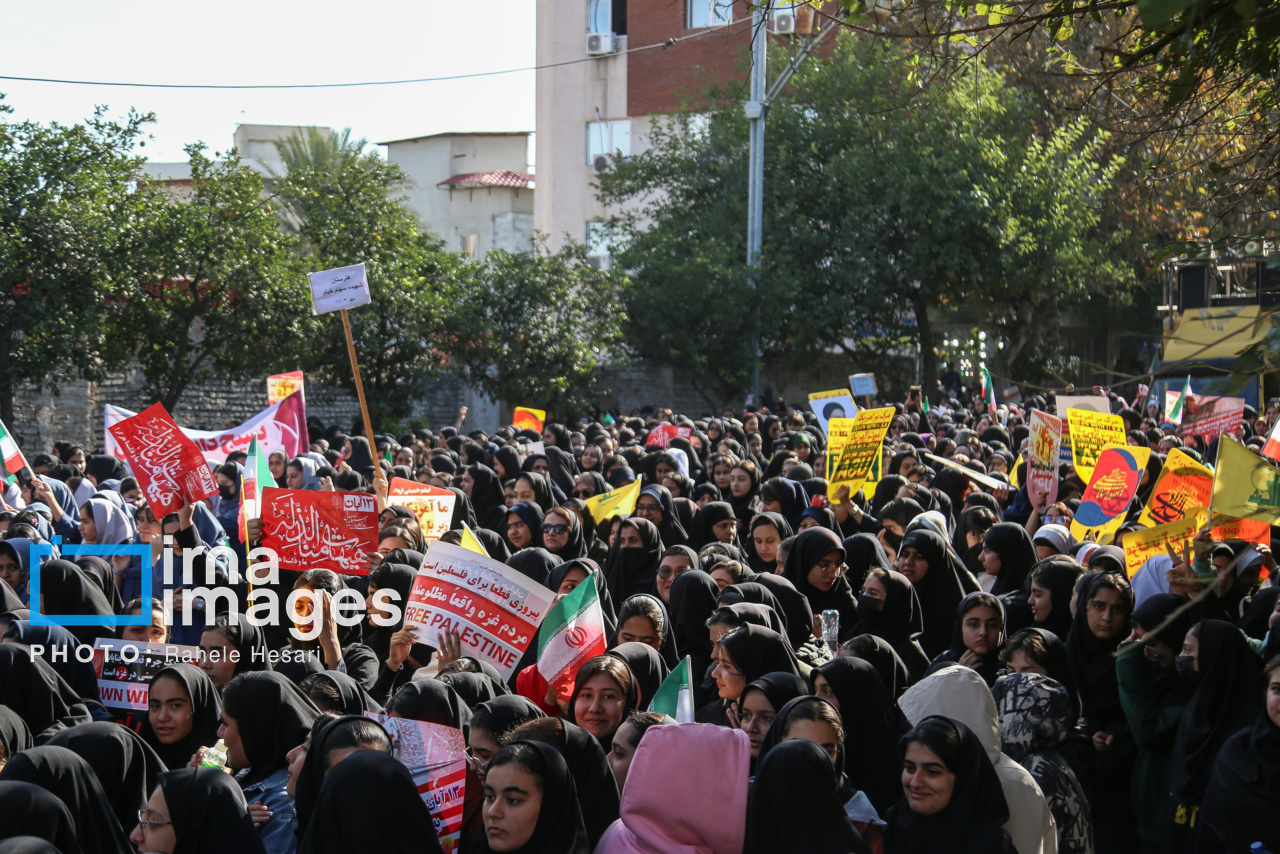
top-left (340, 308), bottom-right (377, 445)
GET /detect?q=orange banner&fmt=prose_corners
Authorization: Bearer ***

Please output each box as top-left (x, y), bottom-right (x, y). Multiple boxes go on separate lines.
top-left (513, 407), bottom-right (545, 433)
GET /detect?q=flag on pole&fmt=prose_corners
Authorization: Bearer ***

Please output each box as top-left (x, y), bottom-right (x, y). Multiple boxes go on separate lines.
top-left (1168, 376), bottom-right (1191, 425)
top-left (1264, 418), bottom-right (1280, 463)
top-left (648, 657), bottom-right (695, 723)
top-left (980, 367), bottom-right (997, 410)
top-left (1211, 437), bottom-right (1280, 524)
top-left (0, 419), bottom-right (29, 485)
top-left (239, 437), bottom-right (275, 542)
top-left (459, 523), bottom-right (489, 557)
top-left (536, 577), bottom-right (607, 703)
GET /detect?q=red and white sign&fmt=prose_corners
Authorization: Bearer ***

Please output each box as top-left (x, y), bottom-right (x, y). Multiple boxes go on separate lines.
top-left (107, 403), bottom-right (218, 517)
top-left (1027, 411), bottom-right (1062, 507)
top-left (267, 371), bottom-right (305, 406)
top-left (387, 478), bottom-right (456, 542)
top-left (1180, 394), bottom-right (1246, 441)
top-left (645, 423), bottom-right (692, 448)
top-left (105, 390), bottom-right (308, 469)
top-left (260, 487), bottom-right (380, 575)
top-left (367, 714), bottom-right (466, 852)
top-left (403, 541), bottom-right (555, 679)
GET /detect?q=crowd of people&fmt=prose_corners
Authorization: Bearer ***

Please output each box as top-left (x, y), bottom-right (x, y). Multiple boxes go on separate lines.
top-left (0, 388), bottom-right (1277, 854)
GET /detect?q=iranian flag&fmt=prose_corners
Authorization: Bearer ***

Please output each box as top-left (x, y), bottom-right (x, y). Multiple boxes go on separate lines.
top-left (0, 419), bottom-right (29, 485)
top-left (239, 436), bottom-right (275, 541)
top-left (648, 656), bottom-right (695, 723)
top-left (536, 577), bottom-right (606, 703)
top-left (980, 367), bottom-right (997, 411)
top-left (1167, 375), bottom-right (1191, 425)
top-left (1263, 417), bottom-right (1280, 463)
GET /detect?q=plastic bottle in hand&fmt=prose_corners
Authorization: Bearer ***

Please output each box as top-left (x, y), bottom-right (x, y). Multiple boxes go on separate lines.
top-left (199, 739), bottom-right (229, 770)
top-left (821, 609), bottom-right (840, 654)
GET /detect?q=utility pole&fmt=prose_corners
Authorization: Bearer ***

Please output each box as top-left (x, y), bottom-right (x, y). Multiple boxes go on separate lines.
top-left (744, 8), bottom-right (839, 411)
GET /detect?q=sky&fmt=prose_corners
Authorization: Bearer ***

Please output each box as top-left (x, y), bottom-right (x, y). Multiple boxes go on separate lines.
top-left (1, 0), bottom-right (537, 164)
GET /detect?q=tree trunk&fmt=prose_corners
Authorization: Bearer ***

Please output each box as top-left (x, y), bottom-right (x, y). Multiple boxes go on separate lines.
top-left (913, 294), bottom-right (938, 402)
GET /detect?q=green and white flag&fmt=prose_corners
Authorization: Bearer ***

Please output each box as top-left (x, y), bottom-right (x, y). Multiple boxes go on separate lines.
top-left (0, 419), bottom-right (29, 485)
top-left (536, 576), bottom-right (607, 703)
top-left (1167, 375), bottom-right (1191, 425)
top-left (980, 367), bottom-right (997, 410)
top-left (648, 656), bottom-right (695, 723)
top-left (239, 436), bottom-right (275, 540)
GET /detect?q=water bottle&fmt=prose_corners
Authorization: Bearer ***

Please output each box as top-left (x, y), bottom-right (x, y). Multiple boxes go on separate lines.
top-left (199, 739), bottom-right (229, 770)
top-left (1251, 843), bottom-right (1274, 854)
top-left (821, 609), bottom-right (840, 654)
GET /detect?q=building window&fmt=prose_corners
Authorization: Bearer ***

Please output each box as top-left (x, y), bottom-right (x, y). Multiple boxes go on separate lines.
top-left (586, 119), bottom-right (630, 165)
top-left (459, 234), bottom-right (478, 257)
top-left (586, 222), bottom-right (612, 268)
top-left (587, 0), bottom-right (626, 34)
top-left (688, 0), bottom-right (732, 28)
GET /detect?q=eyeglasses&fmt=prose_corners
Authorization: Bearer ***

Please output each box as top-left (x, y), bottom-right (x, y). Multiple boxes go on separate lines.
top-left (635, 503), bottom-right (662, 515)
top-left (542, 523), bottom-right (569, 535)
top-left (812, 560), bottom-right (847, 576)
top-left (730, 706), bottom-right (776, 732)
top-left (657, 566), bottom-right (686, 580)
top-left (465, 750), bottom-right (491, 773)
top-left (572, 490), bottom-right (594, 499)
top-left (506, 522), bottom-right (527, 531)
top-left (136, 810), bottom-right (172, 831)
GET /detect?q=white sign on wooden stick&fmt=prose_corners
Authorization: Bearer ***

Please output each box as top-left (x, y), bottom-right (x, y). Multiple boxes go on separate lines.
top-left (307, 262), bottom-right (371, 314)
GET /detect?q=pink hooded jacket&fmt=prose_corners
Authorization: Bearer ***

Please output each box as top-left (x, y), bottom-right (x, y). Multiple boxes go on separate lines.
top-left (594, 723), bottom-right (750, 854)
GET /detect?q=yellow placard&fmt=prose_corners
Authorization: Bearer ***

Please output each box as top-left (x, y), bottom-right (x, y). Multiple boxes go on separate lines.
top-left (1069, 444), bottom-right (1151, 545)
top-left (1010, 455), bottom-right (1023, 489)
top-left (584, 478), bottom-right (642, 525)
top-left (1137, 448), bottom-right (1213, 528)
top-left (826, 408), bottom-right (895, 501)
top-left (1067, 408), bottom-right (1126, 482)
top-left (1123, 510), bottom-right (1208, 577)
top-left (1212, 437), bottom-right (1280, 524)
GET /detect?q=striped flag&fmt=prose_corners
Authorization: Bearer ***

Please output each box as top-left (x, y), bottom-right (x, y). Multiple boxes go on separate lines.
top-left (648, 656), bottom-right (695, 723)
top-left (239, 436), bottom-right (275, 541)
top-left (536, 576), bottom-right (607, 704)
top-left (1263, 417), bottom-right (1280, 463)
top-left (0, 419), bottom-right (29, 485)
top-left (1167, 376), bottom-right (1191, 425)
top-left (980, 367), bottom-right (997, 410)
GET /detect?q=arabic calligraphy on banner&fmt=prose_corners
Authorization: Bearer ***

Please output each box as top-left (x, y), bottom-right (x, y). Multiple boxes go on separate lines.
top-left (1070, 444), bottom-right (1151, 545)
top-left (1066, 408), bottom-right (1126, 482)
top-left (1137, 448), bottom-right (1213, 528)
top-left (645, 423), bottom-right (692, 448)
top-left (1027, 411), bottom-right (1063, 506)
top-left (107, 403), bottom-right (218, 517)
top-left (403, 541), bottom-right (555, 679)
top-left (260, 487), bottom-right (380, 575)
top-left (387, 478), bottom-right (457, 542)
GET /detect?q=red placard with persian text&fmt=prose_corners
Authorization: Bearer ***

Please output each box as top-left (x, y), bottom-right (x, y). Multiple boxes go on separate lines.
top-left (107, 403), bottom-right (217, 517)
top-left (260, 487), bottom-right (379, 575)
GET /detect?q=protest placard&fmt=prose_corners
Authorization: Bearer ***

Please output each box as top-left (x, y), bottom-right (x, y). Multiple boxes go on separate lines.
top-left (925, 453), bottom-right (1008, 492)
top-left (307, 263), bottom-right (371, 314)
top-left (1123, 512), bottom-right (1207, 577)
top-left (107, 403), bottom-right (218, 517)
top-left (826, 408), bottom-right (895, 501)
top-left (105, 390), bottom-right (308, 468)
top-left (1070, 444), bottom-right (1151, 544)
top-left (809, 389), bottom-right (859, 435)
top-left (387, 478), bottom-right (456, 542)
top-left (1210, 513), bottom-right (1270, 546)
top-left (849, 373), bottom-right (877, 398)
top-left (584, 478), bottom-right (642, 525)
top-left (1056, 395), bottom-right (1110, 466)
top-left (1137, 448), bottom-right (1213, 528)
top-left (366, 714), bottom-right (467, 852)
top-left (645, 423), bottom-right (693, 448)
top-left (513, 407), bottom-right (546, 433)
top-left (260, 487), bottom-right (380, 575)
top-left (92, 639), bottom-right (201, 731)
top-left (267, 370), bottom-right (305, 405)
top-left (402, 541), bottom-right (555, 679)
top-left (1180, 394), bottom-right (1245, 441)
top-left (1067, 408), bottom-right (1126, 482)
top-left (1027, 411), bottom-right (1062, 506)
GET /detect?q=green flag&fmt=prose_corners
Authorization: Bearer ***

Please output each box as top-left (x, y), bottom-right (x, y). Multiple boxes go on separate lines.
top-left (648, 656), bottom-right (695, 722)
top-left (1168, 375), bottom-right (1191, 425)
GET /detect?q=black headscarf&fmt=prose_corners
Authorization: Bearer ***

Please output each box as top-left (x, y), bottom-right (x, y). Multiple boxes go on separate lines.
top-left (35, 559), bottom-right (115, 645)
top-left (85, 454), bottom-right (129, 484)
top-left (746, 512), bottom-right (792, 574)
top-left (45, 721), bottom-right (164, 833)
top-left (504, 502), bottom-right (546, 552)
top-left (719, 624), bottom-right (800, 684)
top-left (364, 563), bottom-right (432, 668)
top-left (636, 484), bottom-right (688, 547)
top-left (605, 518), bottom-right (663, 604)
top-left (899, 529), bottom-right (972, 659)
top-left (883, 716), bottom-right (1013, 854)
top-left (297, 749), bottom-right (443, 854)
top-left (472, 694), bottom-right (545, 739)
top-left (496, 740), bottom-right (591, 854)
top-left (843, 533), bottom-right (891, 587)
top-left (158, 767), bottom-right (269, 854)
top-left (0, 706), bottom-right (33, 759)
top-left (1240, 586), bottom-right (1280, 639)
top-left (845, 634), bottom-right (911, 700)
top-left (747, 738), bottom-right (870, 854)
top-left (139, 665), bottom-right (223, 772)
top-left (1169, 619), bottom-right (1265, 803)
top-left (385, 678), bottom-right (473, 734)
top-left (870, 475), bottom-right (908, 516)
top-left (1029, 558), bottom-right (1083, 641)
top-left (492, 445), bottom-right (523, 480)
top-left (438, 670), bottom-right (508, 709)
top-left (223, 671), bottom-right (320, 785)
top-left (5, 621), bottom-right (99, 702)
top-left (782, 528), bottom-right (858, 640)
top-left (668, 570), bottom-right (721, 679)
top-left (344, 436), bottom-right (376, 480)
top-left (544, 506), bottom-right (589, 561)
top-left (605, 642), bottom-right (669, 711)
top-left (0, 746), bottom-right (133, 854)
top-left (1065, 573), bottom-right (1131, 729)
top-left (740, 671), bottom-right (809, 724)
top-left (545, 446), bottom-right (581, 498)
top-left (518, 720), bottom-right (617, 851)
top-left (507, 547), bottom-right (561, 589)
top-left (752, 572), bottom-right (816, 652)
top-left (0, 781), bottom-right (81, 854)
top-left (0, 645), bottom-right (92, 743)
top-left (982, 523), bottom-right (1038, 597)
top-left (687, 500), bottom-right (737, 552)
top-left (516, 471), bottom-right (556, 513)
top-left (811, 657), bottom-right (902, 814)
top-left (853, 569), bottom-right (931, 683)
top-left (1128, 593), bottom-right (1196, 708)
top-left (928, 592), bottom-right (1006, 687)
top-left (612, 594), bottom-right (679, 671)
top-left (724, 602), bottom-right (786, 636)
top-left (1196, 692), bottom-right (1280, 853)
top-left (309, 670), bottom-right (384, 715)
top-left (467, 464), bottom-right (508, 531)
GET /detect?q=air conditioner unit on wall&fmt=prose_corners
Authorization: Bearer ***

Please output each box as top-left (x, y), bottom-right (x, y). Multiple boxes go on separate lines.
top-left (592, 154), bottom-right (611, 174)
top-left (772, 9), bottom-right (797, 33)
top-left (586, 32), bottom-right (616, 56)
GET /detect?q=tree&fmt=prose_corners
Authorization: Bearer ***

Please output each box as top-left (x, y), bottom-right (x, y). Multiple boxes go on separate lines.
top-left (450, 239), bottom-right (626, 419)
top-left (109, 145), bottom-right (312, 409)
top-left (270, 131), bottom-right (470, 426)
top-left (0, 102), bottom-right (153, 427)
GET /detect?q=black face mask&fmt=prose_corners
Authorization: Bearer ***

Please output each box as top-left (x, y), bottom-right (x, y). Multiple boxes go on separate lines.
top-left (882, 529), bottom-right (904, 553)
top-left (218, 483), bottom-right (236, 501)
top-left (856, 596), bottom-right (884, 622)
top-left (1175, 654), bottom-right (1199, 683)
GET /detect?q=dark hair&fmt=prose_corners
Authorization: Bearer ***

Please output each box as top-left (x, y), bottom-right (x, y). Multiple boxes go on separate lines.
top-left (619, 711), bottom-right (667, 750)
top-left (1000, 627), bottom-right (1051, 666)
top-left (1264, 653), bottom-right (1280, 681)
top-left (708, 560), bottom-right (744, 584)
top-left (319, 718), bottom-right (393, 772)
top-left (900, 716), bottom-right (963, 771)
top-left (487, 742), bottom-right (548, 788)
top-left (1084, 571), bottom-right (1134, 618)
top-left (706, 606), bottom-right (745, 632)
top-left (502, 716), bottom-right (566, 748)
top-left (299, 674), bottom-right (344, 714)
top-left (963, 507), bottom-right (998, 537)
top-left (571, 655), bottom-right (632, 699)
top-left (616, 596), bottom-right (665, 637)
top-left (782, 697), bottom-right (844, 743)
top-left (377, 525), bottom-right (418, 550)
top-left (295, 569), bottom-right (344, 595)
